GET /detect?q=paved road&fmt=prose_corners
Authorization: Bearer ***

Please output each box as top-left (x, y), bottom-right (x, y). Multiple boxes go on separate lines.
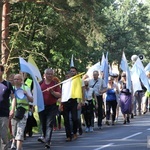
top-left (11, 112), bottom-right (150, 150)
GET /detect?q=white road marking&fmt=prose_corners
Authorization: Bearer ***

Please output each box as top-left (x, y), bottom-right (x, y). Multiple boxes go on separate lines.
top-left (93, 132), bottom-right (143, 150)
top-left (147, 128), bottom-right (150, 130)
top-left (121, 132), bottom-right (142, 140)
top-left (93, 143), bottom-right (114, 150)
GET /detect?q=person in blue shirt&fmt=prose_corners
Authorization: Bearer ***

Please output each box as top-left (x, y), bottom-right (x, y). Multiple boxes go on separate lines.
top-left (105, 76), bottom-right (119, 125)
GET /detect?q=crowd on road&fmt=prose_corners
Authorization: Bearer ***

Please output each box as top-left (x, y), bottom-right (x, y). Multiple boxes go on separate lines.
top-left (0, 58), bottom-right (150, 150)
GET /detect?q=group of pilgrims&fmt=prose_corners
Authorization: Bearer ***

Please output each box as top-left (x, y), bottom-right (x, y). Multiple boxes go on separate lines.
top-left (35, 53), bottom-right (150, 149)
top-left (0, 53), bottom-right (150, 150)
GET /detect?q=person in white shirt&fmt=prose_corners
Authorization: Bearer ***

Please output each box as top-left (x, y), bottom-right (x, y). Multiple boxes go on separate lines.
top-left (89, 70), bottom-right (107, 129)
top-left (84, 80), bottom-right (98, 132)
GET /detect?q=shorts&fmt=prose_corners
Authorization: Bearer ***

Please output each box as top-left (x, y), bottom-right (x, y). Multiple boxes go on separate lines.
top-left (11, 112), bottom-right (28, 141)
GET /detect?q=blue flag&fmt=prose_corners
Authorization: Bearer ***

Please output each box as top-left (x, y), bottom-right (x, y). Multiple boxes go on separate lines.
top-left (131, 58), bottom-right (150, 92)
top-left (120, 52), bottom-right (132, 92)
top-left (19, 57), bottom-right (44, 112)
top-left (145, 63), bottom-right (150, 72)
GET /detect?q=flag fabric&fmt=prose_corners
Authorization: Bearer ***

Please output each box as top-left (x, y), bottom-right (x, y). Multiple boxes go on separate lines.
top-left (61, 73), bottom-right (84, 102)
top-left (103, 60), bottom-right (109, 85)
top-left (126, 66), bottom-right (132, 93)
top-left (100, 53), bottom-right (105, 71)
top-left (109, 64), bottom-right (112, 75)
top-left (145, 63), bottom-right (150, 72)
top-left (100, 52), bottom-right (109, 85)
top-left (19, 57), bottom-right (44, 112)
top-left (130, 71), bottom-right (142, 94)
top-left (120, 52), bottom-right (132, 92)
top-left (120, 52), bottom-right (127, 72)
top-left (104, 52), bottom-right (109, 85)
top-left (28, 55), bottom-right (42, 82)
top-left (131, 58), bottom-right (150, 92)
top-left (86, 62), bottom-right (101, 79)
top-left (70, 54), bottom-right (74, 67)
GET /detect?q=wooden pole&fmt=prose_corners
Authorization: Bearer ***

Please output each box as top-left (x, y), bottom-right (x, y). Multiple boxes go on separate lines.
top-left (42, 72), bottom-right (85, 92)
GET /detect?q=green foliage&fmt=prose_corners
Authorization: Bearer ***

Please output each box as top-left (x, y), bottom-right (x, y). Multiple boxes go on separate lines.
top-left (6, 0), bottom-right (150, 78)
top-left (8, 1), bottom-right (111, 77)
top-left (102, 0), bottom-right (150, 65)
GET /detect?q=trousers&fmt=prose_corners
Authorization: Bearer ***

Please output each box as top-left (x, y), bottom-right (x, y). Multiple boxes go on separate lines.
top-left (39, 104), bottom-right (57, 144)
top-left (63, 98), bottom-right (78, 138)
top-left (0, 117), bottom-right (9, 150)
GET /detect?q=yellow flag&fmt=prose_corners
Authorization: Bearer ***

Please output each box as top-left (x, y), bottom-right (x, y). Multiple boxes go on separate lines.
top-left (71, 75), bottom-right (82, 99)
top-left (61, 73), bottom-right (84, 102)
top-left (28, 55), bottom-right (42, 81)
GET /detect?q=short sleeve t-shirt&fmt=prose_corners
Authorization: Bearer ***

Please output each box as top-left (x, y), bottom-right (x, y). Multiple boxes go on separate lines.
top-left (89, 78), bottom-right (106, 96)
top-left (41, 80), bottom-right (61, 106)
top-left (85, 87), bottom-right (94, 100)
top-left (0, 80), bottom-right (14, 117)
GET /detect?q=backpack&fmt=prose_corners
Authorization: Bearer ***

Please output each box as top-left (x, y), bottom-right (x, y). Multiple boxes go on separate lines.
top-left (0, 81), bottom-right (10, 102)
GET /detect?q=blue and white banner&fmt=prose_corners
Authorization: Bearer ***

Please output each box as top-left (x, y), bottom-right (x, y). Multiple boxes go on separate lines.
top-left (145, 63), bottom-right (150, 72)
top-left (131, 58), bottom-right (150, 92)
top-left (120, 52), bottom-right (132, 92)
top-left (86, 62), bottom-right (101, 79)
top-left (19, 57), bottom-right (44, 112)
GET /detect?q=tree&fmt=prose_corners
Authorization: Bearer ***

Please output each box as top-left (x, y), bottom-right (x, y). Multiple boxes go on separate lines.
top-left (2, 0), bottom-right (149, 78)
top-left (1, 0), bottom-right (10, 67)
top-left (0, 1), bottom-right (2, 53)
top-left (7, 1), bottom-right (112, 77)
top-left (102, 0), bottom-right (150, 65)
top-left (0, 1), bottom-right (2, 58)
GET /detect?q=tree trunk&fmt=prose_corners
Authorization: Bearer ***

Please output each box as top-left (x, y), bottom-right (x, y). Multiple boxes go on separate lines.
top-left (1, 0), bottom-right (10, 65)
top-left (0, 1), bottom-right (3, 60)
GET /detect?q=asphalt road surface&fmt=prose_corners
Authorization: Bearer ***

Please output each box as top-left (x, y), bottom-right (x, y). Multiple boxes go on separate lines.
top-left (10, 112), bottom-right (150, 150)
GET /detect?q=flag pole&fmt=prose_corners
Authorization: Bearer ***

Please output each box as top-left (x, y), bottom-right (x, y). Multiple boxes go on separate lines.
top-left (42, 72), bottom-right (85, 92)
